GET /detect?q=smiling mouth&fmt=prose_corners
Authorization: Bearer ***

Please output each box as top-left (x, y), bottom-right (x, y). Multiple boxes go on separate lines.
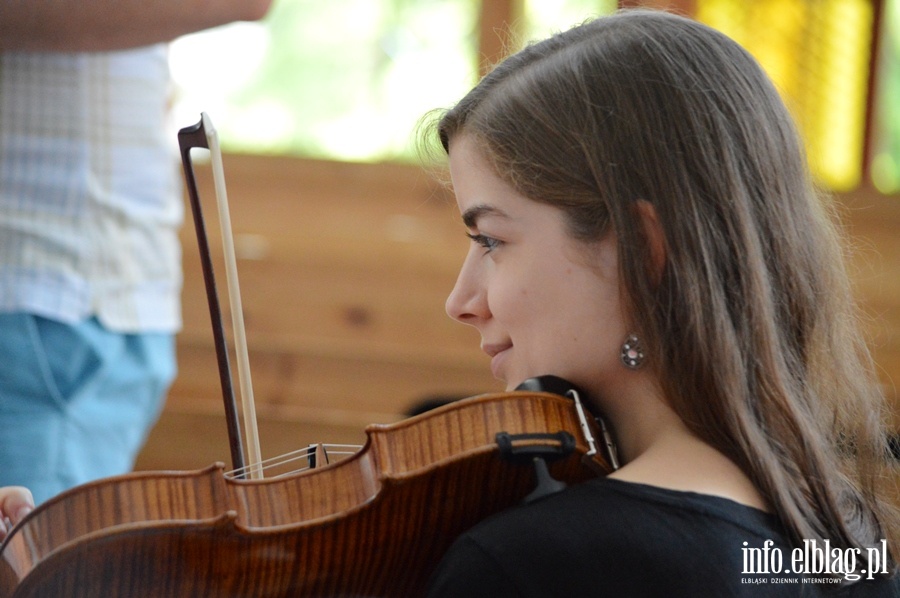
top-left (482, 343), bottom-right (512, 380)
top-left (482, 343), bottom-right (511, 358)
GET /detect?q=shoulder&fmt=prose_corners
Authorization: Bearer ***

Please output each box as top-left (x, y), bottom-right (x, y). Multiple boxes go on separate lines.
top-left (427, 478), bottom-right (789, 597)
top-left (464, 476), bottom-right (783, 551)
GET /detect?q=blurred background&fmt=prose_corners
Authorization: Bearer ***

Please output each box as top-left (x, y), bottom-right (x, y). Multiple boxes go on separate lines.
top-left (134, 0), bottom-right (900, 478)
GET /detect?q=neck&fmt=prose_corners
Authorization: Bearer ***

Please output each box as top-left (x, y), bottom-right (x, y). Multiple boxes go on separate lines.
top-left (594, 372), bottom-right (768, 511)
top-left (593, 369), bottom-right (671, 463)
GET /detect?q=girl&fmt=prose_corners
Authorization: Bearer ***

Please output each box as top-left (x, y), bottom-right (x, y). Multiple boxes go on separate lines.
top-left (426, 10), bottom-right (899, 596)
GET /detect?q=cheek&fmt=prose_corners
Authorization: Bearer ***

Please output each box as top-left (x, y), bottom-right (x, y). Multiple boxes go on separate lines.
top-left (488, 280), bottom-right (532, 328)
top-left (551, 270), bottom-right (626, 352)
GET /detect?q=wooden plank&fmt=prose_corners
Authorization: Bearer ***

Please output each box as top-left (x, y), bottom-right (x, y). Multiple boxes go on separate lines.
top-left (167, 341), bottom-right (499, 421)
top-left (134, 408), bottom-right (367, 473)
top-left (180, 255), bottom-right (483, 366)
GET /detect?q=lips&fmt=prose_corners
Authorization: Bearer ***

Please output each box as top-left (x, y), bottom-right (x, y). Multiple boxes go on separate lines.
top-left (482, 342), bottom-right (512, 380)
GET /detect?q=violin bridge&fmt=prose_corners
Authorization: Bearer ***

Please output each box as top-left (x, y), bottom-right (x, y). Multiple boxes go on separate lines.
top-left (309, 443), bottom-right (330, 469)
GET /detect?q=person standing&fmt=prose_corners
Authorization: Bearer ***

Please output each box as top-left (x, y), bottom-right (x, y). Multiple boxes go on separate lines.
top-left (0, 1), bottom-right (272, 504)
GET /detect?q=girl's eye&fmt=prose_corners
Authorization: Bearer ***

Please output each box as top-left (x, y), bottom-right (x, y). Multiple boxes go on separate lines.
top-left (466, 232), bottom-right (502, 253)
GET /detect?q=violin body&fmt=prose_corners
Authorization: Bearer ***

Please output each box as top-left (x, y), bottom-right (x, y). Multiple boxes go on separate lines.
top-left (0, 390), bottom-right (610, 597)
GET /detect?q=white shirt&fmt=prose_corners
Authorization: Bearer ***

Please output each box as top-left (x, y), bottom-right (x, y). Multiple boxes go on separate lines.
top-left (0, 46), bottom-right (182, 332)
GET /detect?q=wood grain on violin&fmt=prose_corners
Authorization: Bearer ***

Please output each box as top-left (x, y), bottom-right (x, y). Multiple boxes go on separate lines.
top-left (0, 391), bottom-right (611, 597)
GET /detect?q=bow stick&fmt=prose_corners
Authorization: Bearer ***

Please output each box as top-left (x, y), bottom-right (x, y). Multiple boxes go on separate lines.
top-left (178, 113), bottom-right (263, 479)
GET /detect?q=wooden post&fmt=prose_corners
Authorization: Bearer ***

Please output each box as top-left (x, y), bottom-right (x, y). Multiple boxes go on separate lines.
top-left (478, 0), bottom-right (523, 77)
top-left (618, 0), bottom-right (697, 16)
top-left (862, 0), bottom-right (885, 188)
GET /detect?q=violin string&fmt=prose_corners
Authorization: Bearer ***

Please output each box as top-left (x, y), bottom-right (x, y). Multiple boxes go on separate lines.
top-left (225, 444), bottom-right (362, 479)
top-left (227, 446), bottom-right (316, 478)
top-left (228, 449), bottom-right (360, 479)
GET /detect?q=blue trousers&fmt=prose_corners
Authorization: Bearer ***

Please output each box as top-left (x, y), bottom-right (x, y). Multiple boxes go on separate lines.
top-left (0, 314), bottom-right (175, 504)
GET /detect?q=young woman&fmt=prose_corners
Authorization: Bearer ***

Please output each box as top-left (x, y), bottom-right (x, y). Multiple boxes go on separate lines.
top-left (425, 9), bottom-right (899, 596)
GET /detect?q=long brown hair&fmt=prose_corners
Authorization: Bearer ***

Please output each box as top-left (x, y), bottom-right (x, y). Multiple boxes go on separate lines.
top-left (433, 9), bottom-right (897, 579)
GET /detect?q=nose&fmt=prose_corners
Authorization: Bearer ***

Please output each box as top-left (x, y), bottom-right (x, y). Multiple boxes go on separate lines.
top-left (445, 248), bottom-right (488, 326)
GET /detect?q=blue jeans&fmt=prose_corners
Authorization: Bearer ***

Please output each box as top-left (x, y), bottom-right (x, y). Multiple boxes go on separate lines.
top-left (0, 314), bottom-right (175, 504)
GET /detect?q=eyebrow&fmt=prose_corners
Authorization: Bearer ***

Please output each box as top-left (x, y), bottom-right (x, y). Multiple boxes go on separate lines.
top-left (461, 204), bottom-right (510, 228)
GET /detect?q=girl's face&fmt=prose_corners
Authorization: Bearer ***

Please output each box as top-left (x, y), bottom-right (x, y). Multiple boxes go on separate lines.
top-left (445, 135), bottom-right (629, 399)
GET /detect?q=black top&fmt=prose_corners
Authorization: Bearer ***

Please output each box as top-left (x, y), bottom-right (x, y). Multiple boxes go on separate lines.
top-left (426, 478), bottom-right (899, 597)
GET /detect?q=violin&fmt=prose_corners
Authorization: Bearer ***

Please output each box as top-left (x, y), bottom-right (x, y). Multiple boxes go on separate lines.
top-left (0, 385), bottom-right (612, 597)
top-left (0, 115), bottom-right (615, 596)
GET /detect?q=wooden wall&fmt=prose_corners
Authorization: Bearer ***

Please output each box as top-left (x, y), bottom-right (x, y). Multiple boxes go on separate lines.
top-left (841, 189), bottom-right (900, 428)
top-left (134, 153), bottom-right (900, 473)
top-left (135, 154), bottom-right (499, 472)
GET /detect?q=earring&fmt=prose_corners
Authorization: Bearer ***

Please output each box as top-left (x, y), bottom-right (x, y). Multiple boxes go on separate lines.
top-left (620, 334), bottom-right (645, 370)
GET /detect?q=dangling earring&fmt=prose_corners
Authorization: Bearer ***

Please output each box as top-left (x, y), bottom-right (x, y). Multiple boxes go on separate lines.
top-left (620, 334), bottom-right (645, 370)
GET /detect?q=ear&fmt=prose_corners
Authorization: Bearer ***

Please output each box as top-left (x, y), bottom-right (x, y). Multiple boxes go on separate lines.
top-left (633, 199), bottom-right (667, 286)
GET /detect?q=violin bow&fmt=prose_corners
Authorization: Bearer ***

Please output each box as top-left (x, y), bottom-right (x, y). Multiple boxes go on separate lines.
top-left (178, 113), bottom-right (264, 480)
